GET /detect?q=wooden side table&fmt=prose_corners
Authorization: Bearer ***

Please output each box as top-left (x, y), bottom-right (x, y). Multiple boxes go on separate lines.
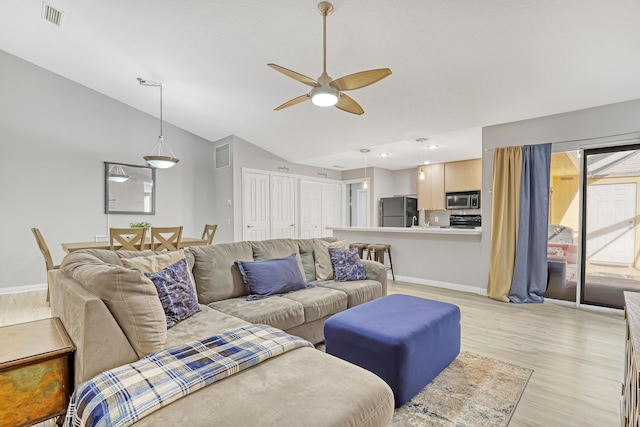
top-left (0, 318), bottom-right (75, 427)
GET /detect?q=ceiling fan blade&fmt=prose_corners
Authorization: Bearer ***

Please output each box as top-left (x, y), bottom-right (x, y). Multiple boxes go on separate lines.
top-left (331, 68), bottom-right (392, 91)
top-left (335, 93), bottom-right (364, 115)
top-left (274, 94), bottom-right (310, 111)
top-left (268, 64), bottom-right (317, 87)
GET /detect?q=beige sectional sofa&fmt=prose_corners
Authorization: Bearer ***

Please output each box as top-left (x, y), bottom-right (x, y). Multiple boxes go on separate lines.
top-left (50, 237), bottom-right (394, 427)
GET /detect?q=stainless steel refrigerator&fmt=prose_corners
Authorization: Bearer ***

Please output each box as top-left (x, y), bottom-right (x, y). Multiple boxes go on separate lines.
top-left (379, 196), bottom-right (418, 227)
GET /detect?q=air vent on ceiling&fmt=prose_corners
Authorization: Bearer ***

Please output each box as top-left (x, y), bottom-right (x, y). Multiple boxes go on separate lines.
top-left (215, 143), bottom-right (231, 169)
top-left (42, 3), bottom-right (64, 27)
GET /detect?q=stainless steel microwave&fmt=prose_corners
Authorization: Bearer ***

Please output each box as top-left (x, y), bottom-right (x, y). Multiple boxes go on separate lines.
top-left (445, 190), bottom-right (480, 210)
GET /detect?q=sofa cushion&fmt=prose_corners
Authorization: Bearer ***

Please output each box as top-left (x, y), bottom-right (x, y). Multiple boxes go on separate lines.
top-left (293, 239), bottom-right (317, 282)
top-left (130, 347), bottom-right (395, 427)
top-left (120, 249), bottom-right (197, 294)
top-left (329, 247), bottom-right (367, 282)
top-left (187, 242), bottom-right (254, 304)
top-left (143, 258), bottom-right (201, 329)
top-left (61, 252), bottom-right (167, 358)
top-left (314, 239), bottom-right (348, 280)
top-left (236, 254), bottom-right (313, 300)
top-left (282, 286), bottom-right (347, 322)
top-left (208, 297), bottom-right (305, 331)
top-left (165, 305), bottom-right (251, 347)
top-left (315, 280), bottom-right (383, 308)
top-left (73, 249), bottom-right (197, 275)
top-left (250, 239), bottom-right (306, 278)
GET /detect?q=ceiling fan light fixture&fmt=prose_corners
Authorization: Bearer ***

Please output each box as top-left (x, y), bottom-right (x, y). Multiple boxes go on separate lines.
top-left (310, 86), bottom-right (339, 107)
top-left (268, 1), bottom-right (390, 115)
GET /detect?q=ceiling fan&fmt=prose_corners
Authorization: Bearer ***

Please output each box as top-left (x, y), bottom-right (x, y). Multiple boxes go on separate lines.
top-left (268, 1), bottom-right (392, 115)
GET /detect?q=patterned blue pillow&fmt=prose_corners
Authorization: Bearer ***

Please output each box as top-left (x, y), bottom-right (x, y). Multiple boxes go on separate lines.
top-left (329, 247), bottom-right (366, 282)
top-left (144, 258), bottom-right (200, 329)
top-left (235, 254), bottom-right (313, 301)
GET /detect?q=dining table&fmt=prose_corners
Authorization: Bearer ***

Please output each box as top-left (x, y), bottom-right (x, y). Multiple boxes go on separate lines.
top-left (61, 237), bottom-right (208, 253)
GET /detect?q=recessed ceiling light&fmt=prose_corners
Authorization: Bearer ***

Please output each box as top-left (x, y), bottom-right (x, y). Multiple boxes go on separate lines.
top-left (332, 165), bottom-right (345, 169)
top-left (427, 144), bottom-right (438, 150)
top-left (378, 153), bottom-right (390, 157)
top-left (423, 161), bottom-right (430, 165)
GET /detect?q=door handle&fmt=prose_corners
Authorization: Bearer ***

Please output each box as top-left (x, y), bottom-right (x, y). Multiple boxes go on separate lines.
top-left (289, 224), bottom-right (295, 227)
top-left (246, 225), bottom-right (254, 228)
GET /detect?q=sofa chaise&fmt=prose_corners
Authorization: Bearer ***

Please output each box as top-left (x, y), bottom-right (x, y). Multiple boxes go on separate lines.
top-left (50, 237), bottom-right (395, 426)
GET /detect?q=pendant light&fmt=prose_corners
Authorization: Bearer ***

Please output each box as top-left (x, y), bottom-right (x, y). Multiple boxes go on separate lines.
top-left (416, 138), bottom-right (428, 181)
top-left (107, 164), bottom-right (131, 183)
top-left (360, 148), bottom-right (370, 189)
top-left (138, 77), bottom-right (179, 169)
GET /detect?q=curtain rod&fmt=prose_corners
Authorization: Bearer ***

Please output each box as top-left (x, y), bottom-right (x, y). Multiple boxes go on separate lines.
top-left (484, 130), bottom-right (640, 151)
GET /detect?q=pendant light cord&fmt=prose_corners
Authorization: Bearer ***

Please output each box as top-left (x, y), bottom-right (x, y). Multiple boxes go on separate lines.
top-left (159, 83), bottom-right (163, 137)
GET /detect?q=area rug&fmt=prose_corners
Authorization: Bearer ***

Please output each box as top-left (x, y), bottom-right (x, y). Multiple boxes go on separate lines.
top-left (389, 351), bottom-right (533, 427)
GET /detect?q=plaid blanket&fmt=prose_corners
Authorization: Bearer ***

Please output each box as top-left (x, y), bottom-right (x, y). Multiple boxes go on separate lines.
top-left (64, 324), bottom-right (313, 427)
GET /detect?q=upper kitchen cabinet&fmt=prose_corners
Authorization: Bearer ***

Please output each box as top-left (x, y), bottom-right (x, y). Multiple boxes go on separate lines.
top-left (417, 163), bottom-right (445, 210)
top-left (444, 159), bottom-right (482, 192)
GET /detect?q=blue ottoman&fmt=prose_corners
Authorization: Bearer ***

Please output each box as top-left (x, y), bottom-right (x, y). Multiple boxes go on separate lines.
top-left (324, 294), bottom-right (461, 407)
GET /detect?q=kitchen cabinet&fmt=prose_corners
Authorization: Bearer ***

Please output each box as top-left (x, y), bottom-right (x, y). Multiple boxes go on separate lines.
top-left (444, 159), bottom-right (482, 192)
top-left (417, 163), bottom-right (445, 210)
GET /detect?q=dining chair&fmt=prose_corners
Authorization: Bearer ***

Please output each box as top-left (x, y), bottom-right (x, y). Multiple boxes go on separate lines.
top-left (201, 224), bottom-right (218, 245)
top-left (110, 227), bottom-right (147, 251)
top-left (31, 228), bottom-right (59, 303)
top-left (150, 226), bottom-right (183, 251)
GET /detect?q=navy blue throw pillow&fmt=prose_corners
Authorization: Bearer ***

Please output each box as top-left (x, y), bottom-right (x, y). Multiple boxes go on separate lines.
top-left (235, 254), bottom-right (313, 301)
top-left (144, 257), bottom-right (201, 329)
top-left (328, 247), bottom-right (367, 282)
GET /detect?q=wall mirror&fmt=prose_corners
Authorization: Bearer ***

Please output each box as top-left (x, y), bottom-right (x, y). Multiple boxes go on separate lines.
top-left (105, 162), bottom-right (156, 214)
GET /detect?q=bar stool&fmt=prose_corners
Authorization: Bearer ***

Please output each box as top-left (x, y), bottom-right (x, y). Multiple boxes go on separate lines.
top-left (366, 244), bottom-right (395, 281)
top-left (349, 242), bottom-right (369, 259)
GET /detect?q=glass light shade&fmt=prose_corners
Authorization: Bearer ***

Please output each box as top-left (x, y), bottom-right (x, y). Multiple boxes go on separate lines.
top-left (362, 179), bottom-right (368, 189)
top-left (144, 136), bottom-right (179, 169)
top-left (310, 86), bottom-right (339, 107)
top-left (107, 165), bottom-right (131, 182)
top-left (144, 156), bottom-right (179, 169)
top-left (108, 174), bottom-right (130, 183)
top-left (419, 168), bottom-right (425, 181)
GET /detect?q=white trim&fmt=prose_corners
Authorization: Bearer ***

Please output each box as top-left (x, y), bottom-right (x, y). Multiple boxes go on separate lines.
top-left (393, 275), bottom-right (487, 296)
top-left (0, 283), bottom-right (47, 295)
top-left (395, 276), bottom-right (624, 313)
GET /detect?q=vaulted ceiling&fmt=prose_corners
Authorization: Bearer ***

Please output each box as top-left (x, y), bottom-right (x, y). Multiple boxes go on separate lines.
top-left (3, 0), bottom-right (640, 170)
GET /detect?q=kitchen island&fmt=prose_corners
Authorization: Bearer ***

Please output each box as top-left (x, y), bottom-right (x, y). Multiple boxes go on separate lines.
top-left (331, 226), bottom-right (486, 293)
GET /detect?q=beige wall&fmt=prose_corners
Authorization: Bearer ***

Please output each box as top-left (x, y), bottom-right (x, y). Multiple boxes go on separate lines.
top-left (550, 175), bottom-right (580, 229)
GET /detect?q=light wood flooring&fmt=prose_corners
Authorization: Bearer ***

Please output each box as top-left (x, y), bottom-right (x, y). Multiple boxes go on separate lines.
top-left (0, 282), bottom-right (626, 427)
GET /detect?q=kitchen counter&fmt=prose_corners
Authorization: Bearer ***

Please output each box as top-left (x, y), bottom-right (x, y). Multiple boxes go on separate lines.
top-left (330, 226), bottom-right (481, 235)
top-left (331, 226), bottom-right (484, 290)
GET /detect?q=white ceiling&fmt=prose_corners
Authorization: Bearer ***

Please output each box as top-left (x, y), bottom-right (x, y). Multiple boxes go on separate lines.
top-left (3, 0), bottom-right (640, 171)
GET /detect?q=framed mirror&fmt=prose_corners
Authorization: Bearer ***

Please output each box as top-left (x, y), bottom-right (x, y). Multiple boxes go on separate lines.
top-left (105, 162), bottom-right (156, 214)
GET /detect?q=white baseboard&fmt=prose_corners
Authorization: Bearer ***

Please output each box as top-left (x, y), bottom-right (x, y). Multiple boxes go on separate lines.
top-left (392, 275), bottom-right (487, 296)
top-left (393, 276), bottom-right (623, 314)
top-left (0, 283), bottom-right (47, 295)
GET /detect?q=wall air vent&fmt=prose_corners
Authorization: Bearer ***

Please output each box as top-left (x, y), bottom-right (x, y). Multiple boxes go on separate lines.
top-left (215, 143), bottom-right (231, 169)
top-left (42, 3), bottom-right (64, 27)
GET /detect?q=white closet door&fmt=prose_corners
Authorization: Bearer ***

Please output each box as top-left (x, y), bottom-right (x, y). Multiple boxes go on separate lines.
top-left (321, 183), bottom-right (342, 237)
top-left (243, 171), bottom-right (270, 241)
top-left (300, 181), bottom-right (323, 238)
top-left (271, 174), bottom-right (296, 239)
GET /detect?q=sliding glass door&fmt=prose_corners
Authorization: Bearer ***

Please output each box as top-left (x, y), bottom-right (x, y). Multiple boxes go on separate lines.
top-left (581, 145), bottom-right (640, 308)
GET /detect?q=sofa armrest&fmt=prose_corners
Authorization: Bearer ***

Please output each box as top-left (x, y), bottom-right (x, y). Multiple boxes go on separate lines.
top-left (49, 270), bottom-right (138, 387)
top-left (361, 260), bottom-right (387, 296)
